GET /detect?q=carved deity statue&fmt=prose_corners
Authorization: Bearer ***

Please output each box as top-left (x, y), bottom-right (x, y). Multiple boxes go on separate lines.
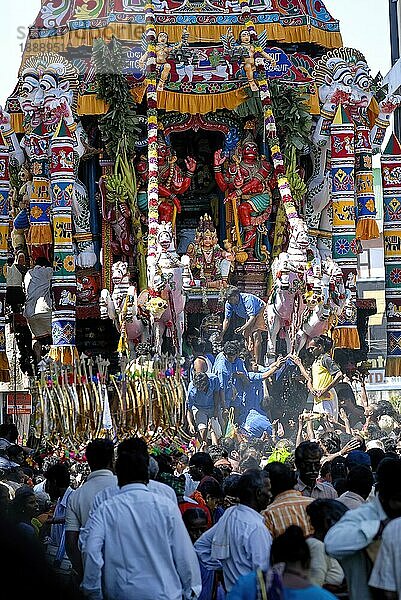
top-left (306, 47), bottom-right (401, 259)
top-left (222, 28), bottom-right (273, 92)
top-left (137, 129), bottom-right (196, 224)
top-left (186, 214), bottom-right (233, 288)
top-left (214, 127), bottom-right (275, 260)
top-left (138, 29), bottom-right (189, 91)
top-left (0, 52), bottom-right (96, 267)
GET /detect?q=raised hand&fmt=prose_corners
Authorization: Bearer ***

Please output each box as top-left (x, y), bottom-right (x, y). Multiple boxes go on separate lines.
top-left (184, 156), bottom-right (197, 173)
top-left (214, 149), bottom-right (227, 167)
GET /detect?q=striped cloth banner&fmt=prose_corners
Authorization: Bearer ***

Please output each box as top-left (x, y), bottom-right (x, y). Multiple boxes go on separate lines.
top-left (48, 119), bottom-right (77, 365)
top-left (382, 134), bottom-right (401, 376)
top-left (331, 105), bottom-right (360, 349)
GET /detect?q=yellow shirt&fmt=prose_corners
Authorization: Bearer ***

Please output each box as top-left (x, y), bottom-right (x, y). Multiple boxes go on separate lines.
top-left (311, 354), bottom-right (340, 403)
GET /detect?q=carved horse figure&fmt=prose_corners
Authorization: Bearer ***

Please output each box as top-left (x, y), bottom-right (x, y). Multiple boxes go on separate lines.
top-left (139, 222), bottom-right (187, 355)
top-left (265, 220), bottom-right (310, 357)
top-left (100, 262), bottom-right (149, 351)
top-left (292, 257), bottom-right (346, 353)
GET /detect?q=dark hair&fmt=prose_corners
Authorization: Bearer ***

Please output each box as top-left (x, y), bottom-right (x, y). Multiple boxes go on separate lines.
top-left (226, 286), bottom-right (240, 301)
top-left (239, 456), bottom-right (260, 472)
top-left (220, 437), bottom-right (238, 455)
top-left (117, 437), bottom-right (148, 458)
top-left (182, 507), bottom-right (208, 528)
top-left (222, 474), bottom-right (241, 497)
top-left (376, 458), bottom-right (401, 498)
top-left (35, 257), bottom-right (51, 267)
top-left (115, 451), bottom-right (149, 487)
top-left (271, 526), bottom-right (310, 569)
top-left (155, 453), bottom-right (174, 475)
top-left (86, 439), bottom-right (114, 471)
top-left (44, 462), bottom-right (70, 489)
top-left (333, 477), bottom-right (348, 496)
top-left (306, 499), bottom-right (348, 533)
top-left (330, 456), bottom-right (348, 483)
top-left (346, 465), bottom-right (374, 499)
top-left (198, 478), bottom-right (223, 500)
top-left (237, 469), bottom-right (268, 504)
top-left (295, 441), bottom-right (323, 467)
top-left (319, 335), bottom-right (333, 353)
top-left (320, 461), bottom-right (331, 479)
top-left (0, 423), bottom-right (18, 443)
top-left (264, 462), bottom-right (296, 497)
top-left (223, 340), bottom-right (240, 357)
top-left (319, 431), bottom-right (341, 455)
top-left (6, 445), bottom-right (24, 461)
top-left (189, 452), bottom-right (214, 476)
top-left (367, 448), bottom-right (386, 472)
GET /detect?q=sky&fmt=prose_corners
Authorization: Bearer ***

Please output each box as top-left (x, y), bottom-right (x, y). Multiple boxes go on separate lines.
top-left (0, 0), bottom-right (392, 105)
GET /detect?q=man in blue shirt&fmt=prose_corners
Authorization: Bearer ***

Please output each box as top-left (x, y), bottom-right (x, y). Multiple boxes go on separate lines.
top-left (221, 287), bottom-right (266, 363)
top-left (212, 341), bottom-right (248, 423)
top-left (187, 372), bottom-right (221, 444)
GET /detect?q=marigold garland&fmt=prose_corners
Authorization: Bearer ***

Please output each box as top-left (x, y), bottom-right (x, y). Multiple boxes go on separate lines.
top-left (239, 0), bottom-right (299, 226)
top-left (145, 1), bottom-right (159, 286)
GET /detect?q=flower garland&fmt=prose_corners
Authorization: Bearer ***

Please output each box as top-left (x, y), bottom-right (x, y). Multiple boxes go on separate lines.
top-left (239, 0), bottom-right (299, 227)
top-left (145, 0), bottom-right (159, 288)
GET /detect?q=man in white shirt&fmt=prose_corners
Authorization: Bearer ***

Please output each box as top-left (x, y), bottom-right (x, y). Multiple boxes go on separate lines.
top-left (81, 449), bottom-right (201, 600)
top-left (66, 439), bottom-right (116, 578)
top-left (369, 517), bottom-right (401, 599)
top-left (338, 465), bottom-right (374, 510)
top-left (88, 440), bottom-right (177, 514)
top-left (325, 458), bottom-right (401, 600)
top-left (195, 469), bottom-right (272, 592)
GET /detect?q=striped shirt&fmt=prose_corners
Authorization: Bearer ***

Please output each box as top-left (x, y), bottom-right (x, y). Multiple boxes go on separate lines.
top-left (262, 489), bottom-right (314, 538)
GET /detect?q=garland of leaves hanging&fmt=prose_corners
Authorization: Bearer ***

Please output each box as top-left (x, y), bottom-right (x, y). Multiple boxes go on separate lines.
top-left (92, 37), bottom-right (147, 291)
top-left (92, 37), bottom-right (141, 158)
top-left (234, 82), bottom-right (312, 159)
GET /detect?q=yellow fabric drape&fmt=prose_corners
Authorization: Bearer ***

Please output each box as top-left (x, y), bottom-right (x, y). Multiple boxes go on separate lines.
top-left (355, 218), bottom-right (380, 241)
top-left (158, 87), bottom-right (248, 114)
top-left (368, 97), bottom-right (380, 129)
top-left (11, 113), bottom-right (24, 134)
top-left (307, 85), bottom-right (320, 115)
top-left (0, 352), bottom-right (10, 383)
top-left (48, 345), bottom-right (79, 366)
top-left (332, 327), bottom-right (360, 350)
top-left (21, 23), bottom-right (343, 65)
top-left (77, 95), bottom-right (109, 115)
top-left (386, 357), bottom-right (401, 377)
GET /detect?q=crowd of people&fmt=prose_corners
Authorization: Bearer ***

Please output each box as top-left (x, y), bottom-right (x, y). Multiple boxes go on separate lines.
top-left (1, 288), bottom-right (401, 598)
top-left (1, 388), bottom-right (401, 599)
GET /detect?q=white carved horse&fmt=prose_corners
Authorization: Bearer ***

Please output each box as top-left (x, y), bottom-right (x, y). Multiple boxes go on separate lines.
top-left (100, 262), bottom-right (149, 351)
top-left (139, 222), bottom-right (187, 355)
top-left (292, 257), bottom-right (346, 353)
top-left (265, 219), bottom-right (310, 357)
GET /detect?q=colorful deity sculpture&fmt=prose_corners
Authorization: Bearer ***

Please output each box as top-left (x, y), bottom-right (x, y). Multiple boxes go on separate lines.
top-left (137, 129), bottom-right (196, 224)
top-left (0, 53), bottom-right (96, 268)
top-left (306, 47), bottom-right (400, 260)
top-left (138, 29), bottom-right (189, 91)
top-left (222, 28), bottom-right (274, 92)
top-left (0, 52), bottom-right (98, 363)
top-left (187, 214), bottom-right (233, 289)
top-left (214, 127), bottom-right (275, 260)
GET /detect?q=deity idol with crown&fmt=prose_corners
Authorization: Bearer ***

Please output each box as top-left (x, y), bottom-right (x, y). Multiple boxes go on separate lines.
top-left (213, 124), bottom-right (276, 261)
top-left (137, 128), bottom-right (196, 224)
top-left (187, 215), bottom-right (233, 289)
